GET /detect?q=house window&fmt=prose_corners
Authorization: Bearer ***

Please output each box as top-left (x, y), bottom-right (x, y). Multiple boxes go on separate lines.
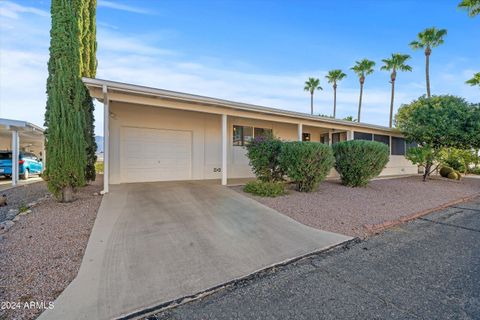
top-left (320, 133), bottom-right (329, 144)
top-left (233, 125), bottom-right (272, 146)
top-left (354, 131), bottom-right (373, 141)
top-left (302, 133), bottom-right (311, 141)
top-left (332, 132), bottom-right (346, 144)
top-left (374, 134), bottom-right (390, 146)
top-left (391, 137), bottom-right (406, 155)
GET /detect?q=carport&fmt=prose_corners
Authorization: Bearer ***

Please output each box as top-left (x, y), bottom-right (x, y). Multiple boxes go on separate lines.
top-left (0, 118), bottom-right (45, 187)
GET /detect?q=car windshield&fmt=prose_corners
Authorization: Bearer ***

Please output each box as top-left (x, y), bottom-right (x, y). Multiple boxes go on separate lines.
top-left (0, 152), bottom-right (12, 160)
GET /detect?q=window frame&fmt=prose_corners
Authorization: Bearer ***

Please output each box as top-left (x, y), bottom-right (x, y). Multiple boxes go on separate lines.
top-left (232, 125), bottom-right (272, 146)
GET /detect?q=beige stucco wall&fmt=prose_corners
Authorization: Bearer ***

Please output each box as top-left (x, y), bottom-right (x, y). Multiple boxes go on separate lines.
top-left (109, 102), bottom-right (417, 184)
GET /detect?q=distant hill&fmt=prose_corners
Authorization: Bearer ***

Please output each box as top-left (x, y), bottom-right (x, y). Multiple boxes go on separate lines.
top-left (95, 136), bottom-right (103, 154)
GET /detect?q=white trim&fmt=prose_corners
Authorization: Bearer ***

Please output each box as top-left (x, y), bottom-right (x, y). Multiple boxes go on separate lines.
top-left (82, 77), bottom-right (400, 134)
top-left (221, 114), bottom-right (227, 185)
top-left (102, 85), bottom-right (110, 194)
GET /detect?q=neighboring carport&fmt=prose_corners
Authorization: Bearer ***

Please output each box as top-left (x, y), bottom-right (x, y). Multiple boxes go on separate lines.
top-left (38, 181), bottom-right (352, 320)
top-left (0, 118), bottom-right (45, 187)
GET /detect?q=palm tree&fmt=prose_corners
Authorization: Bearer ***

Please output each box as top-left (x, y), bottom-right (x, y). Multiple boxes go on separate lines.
top-left (409, 27), bottom-right (447, 98)
top-left (466, 72), bottom-right (480, 87)
top-left (350, 59), bottom-right (375, 123)
top-left (458, 0), bottom-right (480, 17)
top-left (325, 69), bottom-right (347, 118)
top-left (381, 54), bottom-right (412, 128)
top-left (304, 77), bottom-right (323, 115)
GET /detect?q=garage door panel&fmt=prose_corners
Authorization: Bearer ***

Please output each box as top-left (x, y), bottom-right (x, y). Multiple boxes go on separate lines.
top-left (121, 127), bottom-right (192, 183)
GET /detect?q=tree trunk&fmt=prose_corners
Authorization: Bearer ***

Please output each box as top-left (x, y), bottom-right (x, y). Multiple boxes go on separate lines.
top-left (423, 160), bottom-right (433, 182)
top-left (61, 186), bottom-right (74, 202)
top-left (425, 48), bottom-right (431, 98)
top-left (333, 83), bottom-right (337, 118)
top-left (358, 80), bottom-right (364, 122)
top-left (389, 77), bottom-right (395, 128)
top-left (310, 93), bottom-right (313, 115)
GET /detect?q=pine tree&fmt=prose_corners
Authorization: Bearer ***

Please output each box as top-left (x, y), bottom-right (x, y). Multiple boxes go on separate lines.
top-left (44, 0), bottom-right (87, 202)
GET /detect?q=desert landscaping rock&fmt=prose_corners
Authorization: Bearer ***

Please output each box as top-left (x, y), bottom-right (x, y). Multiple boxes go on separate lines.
top-left (234, 176), bottom-right (480, 237)
top-left (0, 181), bottom-right (49, 223)
top-left (0, 220), bottom-right (14, 230)
top-left (0, 177), bottom-right (103, 320)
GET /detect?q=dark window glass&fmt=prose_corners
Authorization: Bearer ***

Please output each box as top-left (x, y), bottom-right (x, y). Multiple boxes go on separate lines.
top-left (354, 131), bottom-right (373, 141)
top-left (374, 134), bottom-right (390, 146)
top-left (254, 127), bottom-right (272, 138)
top-left (320, 134), bottom-right (329, 144)
top-left (233, 125), bottom-right (243, 146)
top-left (0, 152), bottom-right (12, 160)
top-left (302, 133), bottom-right (311, 141)
top-left (392, 137), bottom-right (406, 155)
top-left (234, 126), bottom-right (271, 146)
top-left (332, 132), bottom-right (341, 144)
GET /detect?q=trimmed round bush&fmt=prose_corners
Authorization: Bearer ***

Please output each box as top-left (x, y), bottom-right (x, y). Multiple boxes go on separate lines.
top-left (278, 142), bottom-right (334, 192)
top-left (447, 171), bottom-right (459, 180)
top-left (332, 140), bottom-right (389, 187)
top-left (243, 180), bottom-right (286, 197)
top-left (439, 166), bottom-right (454, 178)
top-left (245, 134), bottom-right (284, 182)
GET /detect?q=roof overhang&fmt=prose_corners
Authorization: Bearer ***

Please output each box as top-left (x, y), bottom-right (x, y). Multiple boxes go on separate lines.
top-left (82, 77), bottom-right (402, 135)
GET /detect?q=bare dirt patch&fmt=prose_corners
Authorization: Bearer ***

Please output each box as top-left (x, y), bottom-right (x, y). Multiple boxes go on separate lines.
top-left (232, 176), bottom-right (480, 238)
top-left (0, 177), bottom-right (103, 320)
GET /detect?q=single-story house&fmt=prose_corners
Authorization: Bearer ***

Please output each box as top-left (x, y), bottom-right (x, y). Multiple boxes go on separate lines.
top-left (82, 78), bottom-right (418, 193)
top-left (0, 118), bottom-right (45, 186)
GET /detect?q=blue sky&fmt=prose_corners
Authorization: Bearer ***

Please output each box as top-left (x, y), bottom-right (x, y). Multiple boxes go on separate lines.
top-left (1, 0), bottom-right (479, 135)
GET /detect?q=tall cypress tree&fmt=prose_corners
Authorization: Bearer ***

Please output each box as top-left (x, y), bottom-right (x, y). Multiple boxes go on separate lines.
top-left (74, 0), bottom-right (97, 183)
top-left (45, 0), bottom-right (87, 202)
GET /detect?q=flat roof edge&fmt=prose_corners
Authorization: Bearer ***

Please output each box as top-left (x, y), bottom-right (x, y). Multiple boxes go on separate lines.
top-left (82, 77), bottom-right (400, 133)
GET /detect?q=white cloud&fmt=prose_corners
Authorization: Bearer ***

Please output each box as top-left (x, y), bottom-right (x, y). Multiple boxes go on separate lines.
top-left (0, 1), bottom-right (48, 19)
top-left (97, 0), bottom-right (151, 15)
top-left (1, 1), bottom-right (478, 136)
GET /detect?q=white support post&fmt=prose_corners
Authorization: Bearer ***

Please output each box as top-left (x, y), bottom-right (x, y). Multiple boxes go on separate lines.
top-left (221, 114), bottom-right (227, 186)
top-left (328, 130), bottom-right (333, 146)
top-left (389, 136), bottom-right (392, 155)
top-left (11, 130), bottom-right (19, 186)
top-left (102, 85), bottom-right (110, 194)
top-left (297, 123), bottom-right (303, 141)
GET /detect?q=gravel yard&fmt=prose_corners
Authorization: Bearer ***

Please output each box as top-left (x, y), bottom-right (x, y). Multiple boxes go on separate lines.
top-left (0, 177), bottom-right (103, 320)
top-left (233, 175), bottom-right (480, 238)
top-left (0, 181), bottom-right (49, 222)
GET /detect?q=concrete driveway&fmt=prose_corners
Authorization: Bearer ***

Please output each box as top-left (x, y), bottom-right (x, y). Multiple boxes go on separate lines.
top-left (39, 181), bottom-right (351, 320)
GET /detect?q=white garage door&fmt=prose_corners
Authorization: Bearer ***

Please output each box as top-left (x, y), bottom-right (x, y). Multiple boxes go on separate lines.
top-left (121, 127), bottom-right (192, 183)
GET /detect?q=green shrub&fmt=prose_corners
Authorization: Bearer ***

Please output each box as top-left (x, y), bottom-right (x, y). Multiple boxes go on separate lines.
top-left (468, 167), bottom-right (480, 175)
top-left (439, 166), bottom-right (454, 177)
top-left (243, 180), bottom-right (286, 197)
top-left (245, 134), bottom-right (284, 182)
top-left (95, 161), bottom-right (104, 174)
top-left (332, 140), bottom-right (389, 187)
top-left (278, 142), bottom-right (334, 192)
top-left (447, 171), bottom-right (459, 180)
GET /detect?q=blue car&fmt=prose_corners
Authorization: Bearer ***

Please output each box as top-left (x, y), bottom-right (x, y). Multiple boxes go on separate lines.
top-left (0, 151), bottom-right (43, 180)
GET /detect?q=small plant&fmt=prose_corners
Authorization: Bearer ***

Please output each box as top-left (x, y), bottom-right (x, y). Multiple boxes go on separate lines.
top-left (245, 134), bottom-right (284, 182)
top-left (95, 161), bottom-right (104, 174)
top-left (439, 166), bottom-right (454, 178)
top-left (243, 180), bottom-right (286, 197)
top-left (18, 202), bottom-right (29, 213)
top-left (333, 140), bottom-right (389, 187)
top-left (278, 142), bottom-right (334, 192)
top-left (447, 171), bottom-right (459, 180)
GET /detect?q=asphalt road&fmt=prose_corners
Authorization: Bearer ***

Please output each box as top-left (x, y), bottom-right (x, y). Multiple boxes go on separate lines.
top-left (148, 197), bottom-right (480, 320)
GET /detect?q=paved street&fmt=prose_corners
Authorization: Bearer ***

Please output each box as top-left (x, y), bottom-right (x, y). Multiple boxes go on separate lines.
top-left (148, 197), bottom-right (480, 320)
